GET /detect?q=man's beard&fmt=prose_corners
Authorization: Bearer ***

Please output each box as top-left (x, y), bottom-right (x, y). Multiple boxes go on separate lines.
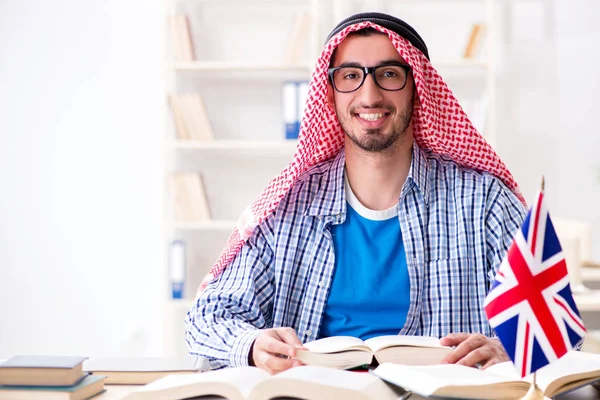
top-left (338, 97), bottom-right (414, 153)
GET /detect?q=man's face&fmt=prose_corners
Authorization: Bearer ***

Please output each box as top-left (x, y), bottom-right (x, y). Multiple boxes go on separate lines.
top-left (328, 34), bottom-right (416, 153)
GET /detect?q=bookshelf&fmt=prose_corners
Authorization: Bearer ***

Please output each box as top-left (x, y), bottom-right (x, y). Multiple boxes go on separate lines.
top-left (171, 220), bottom-right (237, 231)
top-left (583, 268), bottom-right (600, 282)
top-left (172, 139), bottom-right (298, 154)
top-left (170, 62), bottom-right (312, 80)
top-left (163, 0), bottom-right (318, 357)
top-left (162, 0), bottom-right (506, 356)
top-left (434, 60), bottom-right (490, 69)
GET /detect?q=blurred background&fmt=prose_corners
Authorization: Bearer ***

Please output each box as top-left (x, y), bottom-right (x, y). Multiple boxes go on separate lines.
top-left (0, 0), bottom-right (598, 359)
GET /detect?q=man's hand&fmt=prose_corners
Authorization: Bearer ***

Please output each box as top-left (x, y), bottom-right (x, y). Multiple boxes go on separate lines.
top-left (439, 333), bottom-right (509, 369)
top-left (250, 327), bottom-right (307, 374)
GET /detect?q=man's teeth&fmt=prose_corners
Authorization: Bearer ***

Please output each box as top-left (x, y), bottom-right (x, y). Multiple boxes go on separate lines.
top-left (358, 113), bottom-right (384, 121)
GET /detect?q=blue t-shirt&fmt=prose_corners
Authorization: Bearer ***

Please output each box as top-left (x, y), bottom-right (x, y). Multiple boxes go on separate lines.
top-left (319, 176), bottom-right (410, 340)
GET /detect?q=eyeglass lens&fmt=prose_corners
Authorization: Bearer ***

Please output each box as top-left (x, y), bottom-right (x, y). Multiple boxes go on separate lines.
top-left (332, 65), bottom-right (409, 92)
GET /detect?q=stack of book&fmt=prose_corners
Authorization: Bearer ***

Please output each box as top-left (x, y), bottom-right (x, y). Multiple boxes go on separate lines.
top-left (0, 355), bottom-right (105, 400)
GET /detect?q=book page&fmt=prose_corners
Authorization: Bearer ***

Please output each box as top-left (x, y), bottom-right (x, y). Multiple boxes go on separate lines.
top-left (484, 360), bottom-right (520, 379)
top-left (365, 335), bottom-right (448, 352)
top-left (372, 363), bottom-right (522, 397)
top-left (253, 366), bottom-right (405, 400)
top-left (530, 351), bottom-right (600, 395)
top-left (485, 351), bottom-right (600, 393)
top-left (129, 367), bottom-right (268, 400)
top-left (302, 336), bottom-right (370, 353)
top-left (271, 365), bottom-right (381, 390)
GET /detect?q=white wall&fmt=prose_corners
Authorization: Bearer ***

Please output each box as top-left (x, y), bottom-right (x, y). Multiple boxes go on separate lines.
top-left (554, 0), bottom-right (600, 260)
top-left (0, 0), bottom-right (598, 358)
top-left (0, 1), bottom-right (165, 357)
top-left (495, 0), bottom-right (600, 259)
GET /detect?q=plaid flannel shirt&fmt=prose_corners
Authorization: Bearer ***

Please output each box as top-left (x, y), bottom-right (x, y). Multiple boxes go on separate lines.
top-left (185, 144), bottom-right (527, 369)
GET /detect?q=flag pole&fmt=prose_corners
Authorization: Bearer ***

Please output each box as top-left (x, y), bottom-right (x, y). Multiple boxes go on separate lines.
top-left (520, 370), bottom-right (544, 400)
top-left (541, 176), bottom-right (545, 193)
top-left (520, 175), bottom-right (547, 400)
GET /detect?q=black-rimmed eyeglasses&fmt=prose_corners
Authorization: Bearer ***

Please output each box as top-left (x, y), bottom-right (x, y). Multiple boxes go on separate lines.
top-left (328, 63), bottom-right (412, 93)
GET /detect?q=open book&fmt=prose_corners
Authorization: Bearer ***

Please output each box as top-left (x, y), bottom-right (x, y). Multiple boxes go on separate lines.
top-left (371, 350), bottom-right (600, 399)
top-left (294, 335), bottom-right (452, 369)
top-left (122, 365), bottom-right (409, 400)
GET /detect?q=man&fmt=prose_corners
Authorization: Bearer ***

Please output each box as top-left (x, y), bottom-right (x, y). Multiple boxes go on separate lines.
top-left (185, 12), bottom-right (526, 373)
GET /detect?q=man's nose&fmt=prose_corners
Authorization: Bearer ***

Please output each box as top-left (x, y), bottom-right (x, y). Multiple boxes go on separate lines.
top-left (358, 73), bottom-right (384, 105)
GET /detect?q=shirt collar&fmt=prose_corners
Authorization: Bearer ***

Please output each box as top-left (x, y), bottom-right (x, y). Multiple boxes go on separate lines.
top-left (405, 143), bottom-right (430, 206)
top-left (307, 151), bottom-right (346, 218)
top-left (307, 142), bottom-right (430, 217)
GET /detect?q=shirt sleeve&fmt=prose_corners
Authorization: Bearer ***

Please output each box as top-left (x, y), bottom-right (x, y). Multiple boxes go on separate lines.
top-left (185, 217), bottom-right (275, 370)
top-left (484, 176), bottom-right (527, 289)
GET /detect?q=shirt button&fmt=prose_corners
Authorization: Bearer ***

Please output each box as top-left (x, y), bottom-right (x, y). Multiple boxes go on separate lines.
top-left (305, 330), bottom-right (312, 336)
top-left (318, 280), bottom-right (325, 288)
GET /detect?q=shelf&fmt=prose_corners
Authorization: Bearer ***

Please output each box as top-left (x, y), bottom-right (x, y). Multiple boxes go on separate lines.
top-left (574, 292), bottom-right (600, 312)
top-left (433, 59), bottom-right (489, 70)
top-left (583, 267), bottom-right (600, 282)
top-left (172, 140), bottom-right (298, 157)
top-left (166, 298), bottom-right (196, 310)
top-left (170, 62), bottom-right (312, 80)
top-left (184, 0), bottom-right (310, 3)
top-left (172, 60), bottom-right (487, 72)
top-left (172, 220), bottom-right (236, 231)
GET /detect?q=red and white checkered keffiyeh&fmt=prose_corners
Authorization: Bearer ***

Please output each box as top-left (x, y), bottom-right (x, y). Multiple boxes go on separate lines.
top-left (197, 21), bottom-right (525, 294)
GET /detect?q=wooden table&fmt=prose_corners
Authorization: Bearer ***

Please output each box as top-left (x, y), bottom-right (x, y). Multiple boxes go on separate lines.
top-left (96, 385), bottom-right (139, 400)
top-left (95, 383), bottom-right (600, 399)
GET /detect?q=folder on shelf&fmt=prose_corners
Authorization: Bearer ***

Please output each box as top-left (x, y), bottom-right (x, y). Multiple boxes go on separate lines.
top-left (297, 81), bottom-right (309, 128)
top-left (282, 82), bottom-right (299, 139)
top-left (281, 81), bottom-right (308, 139)
top-left (170, 172), bottom-right (211, 222)
top-left (169, 14), bottom-right (195, 62)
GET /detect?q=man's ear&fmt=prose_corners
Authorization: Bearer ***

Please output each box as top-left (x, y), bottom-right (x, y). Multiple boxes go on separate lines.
top-left (413, 83), bottom-right (421, 109)
top-left (326, 83), bottom-right (335, 110)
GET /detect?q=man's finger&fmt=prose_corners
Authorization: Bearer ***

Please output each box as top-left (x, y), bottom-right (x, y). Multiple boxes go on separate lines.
top-left (275, 328), bottom-right (306, 357)
top-left (439, 332), bottom-right (470, 347)
top-left (261, 352), bottom-right (297, 374)
top-left (481, 359), bottom-right (497, 370)
top-left (455, 347), bottom-right (492, 367)
top-left (262, 335), bottom-right (296, 358)
top-left (441, 337), bottom-right (478, 364)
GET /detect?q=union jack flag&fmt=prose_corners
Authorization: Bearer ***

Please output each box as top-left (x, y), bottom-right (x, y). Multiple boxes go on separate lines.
top-left (483, 190), bottom-right (586, 377)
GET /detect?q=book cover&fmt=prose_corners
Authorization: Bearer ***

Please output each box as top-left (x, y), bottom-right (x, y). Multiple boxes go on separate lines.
top-left (84, 357), bottom-right (198, 373)
top-left (0, 356), bottom-right (87, 370)
top-left (0, 375), bottom-right (104, 398)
